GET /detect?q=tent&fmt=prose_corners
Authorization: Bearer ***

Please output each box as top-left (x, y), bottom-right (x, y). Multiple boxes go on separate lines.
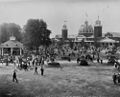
top-left (99, 37), bottom-right (119, 43)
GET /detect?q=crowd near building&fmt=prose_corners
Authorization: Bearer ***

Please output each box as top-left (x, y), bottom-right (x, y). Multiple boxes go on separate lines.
top-left (53, 17), bottom-right (120, 48)
top-left (0, 17), bottom-right (120, 56)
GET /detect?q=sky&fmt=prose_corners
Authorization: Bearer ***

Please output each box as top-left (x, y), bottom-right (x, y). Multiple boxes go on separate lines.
top-left (0, 0), bottom-right (119, 37)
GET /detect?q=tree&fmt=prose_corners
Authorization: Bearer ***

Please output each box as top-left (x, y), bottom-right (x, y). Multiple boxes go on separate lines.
top-left (104, 32), bottom-right (113, 37)
top-left (0, 23), bottom-right (22, 43)
top-left (24, 19), bottom-right (51, 50)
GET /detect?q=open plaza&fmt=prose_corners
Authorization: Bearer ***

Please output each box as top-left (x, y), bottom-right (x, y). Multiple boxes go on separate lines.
top-left (0, 59), bottom-right (120, 97)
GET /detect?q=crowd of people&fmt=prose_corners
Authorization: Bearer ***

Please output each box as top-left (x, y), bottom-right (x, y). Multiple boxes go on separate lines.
top-left (0, 43), bottom-right (120, 84)
top-left (49, 44), bottom-right (120, 86)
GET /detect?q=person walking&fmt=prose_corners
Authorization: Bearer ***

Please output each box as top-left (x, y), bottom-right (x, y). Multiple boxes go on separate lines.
top-left (112, 73), bottom-right (117, 85)
top-left (101, 59), bottom-right (103, 64)
top-left (40, 59), bottom-right (44, 76)
top-left (34, 66), bottom-right (38, 74)
top-left (117, 73), bottom-right (120, 84)
top-left (97, 58), bottom-right (99, 63)
top-left (77, 57), bottom-right (80, 63)
top-left (13, 70), bottom-right (18, 83)
top-left (41, 65), bottom-right (44, 76)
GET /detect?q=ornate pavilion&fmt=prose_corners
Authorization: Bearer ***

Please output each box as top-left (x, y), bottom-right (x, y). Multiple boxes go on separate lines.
top-left (0, 36), bottom-right (23, 56)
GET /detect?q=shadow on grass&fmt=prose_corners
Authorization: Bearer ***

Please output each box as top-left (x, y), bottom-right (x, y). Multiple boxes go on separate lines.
top-left (0, 75), bottom-right (33, 97)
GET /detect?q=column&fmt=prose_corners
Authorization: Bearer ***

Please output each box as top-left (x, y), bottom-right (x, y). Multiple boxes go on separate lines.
top-left (20, 48), bottom-right (22, 55)
top-left (11, 48), bottom-right (13, 55)
top-left (0, 49), bottom-right (1, 55)
top-left (1, 48), bottom-right (3, 56)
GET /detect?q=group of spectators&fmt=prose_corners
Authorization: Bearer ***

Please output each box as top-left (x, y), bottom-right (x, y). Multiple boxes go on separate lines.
top-left (1, 43), bottom-right (120, 84)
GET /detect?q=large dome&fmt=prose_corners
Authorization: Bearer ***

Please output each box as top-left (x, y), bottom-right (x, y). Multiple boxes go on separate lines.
top-left (79, 21), bottom-right (94, 33)
top-left (78, 21), bottom-right (94, 37)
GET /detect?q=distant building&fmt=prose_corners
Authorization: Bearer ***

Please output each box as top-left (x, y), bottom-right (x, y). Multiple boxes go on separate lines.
top-left (62, 24), bottom-right (68, 40)
top-left (94, 17), bottom-right (102, 38)
top-left (52, 18), bottom-right (120, 47)
top-left (78, 21), bottom-right (94, 37)
top-left (99, 37), bottom-right (119, 47)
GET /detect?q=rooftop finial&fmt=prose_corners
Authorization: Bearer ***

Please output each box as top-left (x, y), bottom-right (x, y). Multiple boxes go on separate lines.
top-left (64, 20), bottom-right (67, 24)
top-left (85, 12), bottom-right (88, 21)
top-left (95, 16), bottom-right (101, 26)
top-left (10, 32), bottom-right (16, 40)
top-left (98, 16), bottom-right (99, 20)
top-left (62, 20), bottom-right (67, 29)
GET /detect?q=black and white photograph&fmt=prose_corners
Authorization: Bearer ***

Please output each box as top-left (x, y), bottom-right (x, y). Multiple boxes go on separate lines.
top-left (0, 0), bottom-right (120, 97)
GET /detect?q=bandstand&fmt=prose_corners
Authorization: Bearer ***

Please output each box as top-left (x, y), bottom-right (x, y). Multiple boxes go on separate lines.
top-left (0, 36), bottom-right (23, 56)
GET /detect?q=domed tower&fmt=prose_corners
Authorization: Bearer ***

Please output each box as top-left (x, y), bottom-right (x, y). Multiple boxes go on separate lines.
top-left (62, 23), bottom-right (68, 40)
top-left (78, 21), bottom-right (93, 37)
top-left (94, 16), bottom-right (102, 38)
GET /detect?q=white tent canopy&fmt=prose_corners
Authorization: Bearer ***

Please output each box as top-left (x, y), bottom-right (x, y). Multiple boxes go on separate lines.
top-left (99, 37), bottom-right (119, 43)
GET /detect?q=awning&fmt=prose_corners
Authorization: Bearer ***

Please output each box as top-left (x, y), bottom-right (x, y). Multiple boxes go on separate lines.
top-left (99, 37), bottom-right (119, 43)
top-left (74, 39), bottom-right (82, 42)
top-left (84, 40), bottom-right (94, 42)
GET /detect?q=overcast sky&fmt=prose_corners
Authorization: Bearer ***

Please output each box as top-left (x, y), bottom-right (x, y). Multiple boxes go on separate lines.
top-left (0, 0), bottom-right (119, 37)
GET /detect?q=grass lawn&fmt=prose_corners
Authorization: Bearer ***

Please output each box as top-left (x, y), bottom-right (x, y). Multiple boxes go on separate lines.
top-left (0, 61), bottom-right (120, 97)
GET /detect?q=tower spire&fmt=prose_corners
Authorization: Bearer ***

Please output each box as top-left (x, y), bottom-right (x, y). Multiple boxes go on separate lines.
top-left (64, 20), bottom-right (67, 23)
top-left (62, 20), bottom-right (67, 30)
top-left (94, 16), bottom-right (102, 38)
top-left (62, 20), bottom-right (68, 40)
top-left (95, 16), bottom-right (101, 26)
top-left (98, 16), bottom-right (99, 20)
top-left (85, 12), bottom-right (88, 22)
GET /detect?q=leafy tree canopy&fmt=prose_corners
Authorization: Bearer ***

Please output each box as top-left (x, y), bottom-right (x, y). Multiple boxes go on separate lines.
top-left (104, 32), bottom-right (113, 37)
top-left (0, 23), bottom-right (22, 43)
top-left (24, 19), bottom-right (51, 50)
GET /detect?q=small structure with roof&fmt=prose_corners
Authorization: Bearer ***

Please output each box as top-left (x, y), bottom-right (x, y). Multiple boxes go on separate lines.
top-left (0, 36), bottom-right (24, 56)
top-left (99, 37), bottom-right (119, 46)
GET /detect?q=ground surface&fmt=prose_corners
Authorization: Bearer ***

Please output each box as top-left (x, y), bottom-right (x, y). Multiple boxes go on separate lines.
top-left (0, 61), bottom-right (120, 97)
